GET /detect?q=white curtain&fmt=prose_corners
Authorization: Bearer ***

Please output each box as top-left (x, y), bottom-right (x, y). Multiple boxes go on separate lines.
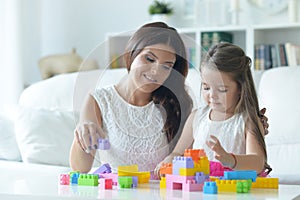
top-left (0, 0), bottom-right (23, 115)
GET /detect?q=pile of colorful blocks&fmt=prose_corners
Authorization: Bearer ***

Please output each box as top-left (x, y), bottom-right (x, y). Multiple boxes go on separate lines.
top-left (59, 163), bottom-right (151, 189)
top-left (159, 149), bottom-right (279, 194)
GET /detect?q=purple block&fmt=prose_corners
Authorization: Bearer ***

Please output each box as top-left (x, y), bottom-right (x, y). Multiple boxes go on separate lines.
top-left (132, 176), bottom-right (138, 188)
top-left (93, 163), bottom-right (112, 174)
top-left (195, 172), bottom-right (206, 184)
top-left (172, 156), bottom-right (194, 175)
top-left (98, 138), bottom-right (110, 150)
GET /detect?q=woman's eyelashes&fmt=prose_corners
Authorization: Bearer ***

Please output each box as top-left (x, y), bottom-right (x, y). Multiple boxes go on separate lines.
top-left (145, 55), bottom-right (172, 71)
top-left (145, 55), bottom-right (155, 63)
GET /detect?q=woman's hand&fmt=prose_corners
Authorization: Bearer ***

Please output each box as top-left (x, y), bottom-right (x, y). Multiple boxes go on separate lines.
top-left (259, 108), bottom-right (269, 135)
top-left (154, 152), bottom-right (181, 179)
top-left (206, 135), bottom-right (235, 168)
top-left (74, 121), bottom-right (106, 153)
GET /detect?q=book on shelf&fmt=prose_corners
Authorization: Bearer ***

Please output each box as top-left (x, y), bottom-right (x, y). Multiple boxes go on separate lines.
top-left (187, 47), bottom-right (196, 68)
top-left (254, 42), bottom-right (300, 70)
top-left (201, 32), bottom-right (233, 58)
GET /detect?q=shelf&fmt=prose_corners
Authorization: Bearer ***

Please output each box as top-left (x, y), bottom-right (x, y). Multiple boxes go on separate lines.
top-left (105, 23), bottom-right (300, 70)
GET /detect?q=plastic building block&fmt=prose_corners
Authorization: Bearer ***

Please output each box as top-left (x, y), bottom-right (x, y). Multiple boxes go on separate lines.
top-left (195, 172), bottom-right (206, 184)
top-left (78, 174), bottom-right (99, 186)
top-left (209, 176), bottom-right (221, 182)
top-left (224, 170), bottom-right (257, 182)
top-left (172, 156), bottom-right (194, 175)
top-left (99, 178), bottom-right (113, 190)
top-left (70, 171), bottom-right (80, 184)
top-left (160, 177), bottom-right (166, 188)
top-left (93, 163), bottom-right (112, 174)
top-left (215, 179), bottom-right (251, 193)
top-left (236, 180), bottom-right (251, 193)
top-left (216, 180), bottom-right (237, 192)
top-left (118, 165), bottom-right (150, 184)
top-left (184, 149), bottom-right (206, 161)
top-left (252, 177), bottom-right (279, 189)
top-left (210, 161), bottom-right (233, 176)
top-left (118, 176), bottom-right (133, 188)
top-left (166, 174), bottom-right (203, 191)
top-left (173, 156), bottom-right (194, 168)
top-left (97, 138), bottom-right (110, 150)
top-left (184, 180), bottom-right (204, 192)
top-left (160, 163), bottom-right (172, 175)
top-left (60, 174), bottom-right (70, 185)
top-left (203, 182), bottom-right (218, 194)
top-left (118, 165), bottom-right (138, 172)
top-left (99, 173), bottom-right (118, 186)
top-left (197, 156), bottom-right (210, 175)
top-left (131, 176), bottom-right (138, 188)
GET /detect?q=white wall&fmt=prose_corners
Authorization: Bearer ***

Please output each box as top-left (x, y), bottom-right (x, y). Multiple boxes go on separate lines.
top-left (15, 0), bottom-right (300, 87)
top-left (0, 0), bottom-right (23, 110)
top-left (21, 0), bottom-right (153, 86)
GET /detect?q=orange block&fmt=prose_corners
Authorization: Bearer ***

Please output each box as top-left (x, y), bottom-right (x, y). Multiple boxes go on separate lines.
top-left (160, 163), bottom-right (173, 175)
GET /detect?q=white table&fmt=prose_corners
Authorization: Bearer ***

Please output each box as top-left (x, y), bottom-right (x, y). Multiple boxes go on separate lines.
top-left (0, 161), bottom-right (299, 200)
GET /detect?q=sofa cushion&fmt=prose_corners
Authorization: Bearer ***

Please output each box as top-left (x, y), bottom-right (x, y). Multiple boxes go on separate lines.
top-left (19, 68), bottom-right (127, 112)
top-left (258, 67), bottom-right (300, 184)
top-left (0, 114), bottom-right (21, 161)
top-left (15, 107), bottom-right (78, 166)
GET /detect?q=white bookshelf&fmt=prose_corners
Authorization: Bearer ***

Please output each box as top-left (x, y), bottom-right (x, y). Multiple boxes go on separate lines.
top-left (105, 23), bottom-right (300, 70)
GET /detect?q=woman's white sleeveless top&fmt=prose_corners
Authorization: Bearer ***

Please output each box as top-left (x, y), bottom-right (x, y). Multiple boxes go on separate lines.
top-left (193, 106), bottom-right (246, 161)
top-left (91, 85), bottom-right (169, 172)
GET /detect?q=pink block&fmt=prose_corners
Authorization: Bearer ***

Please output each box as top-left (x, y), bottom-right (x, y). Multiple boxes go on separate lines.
top-left (99, 178), bottom-right (113, 190)
top-left (60, 174), bottom-right (70, 185)
top-left (183, 180), bottom-right (203, 192)
top-left (166, 174), bottom-right (195, 190)
top-left (99, 173), bottom-right (118, 186)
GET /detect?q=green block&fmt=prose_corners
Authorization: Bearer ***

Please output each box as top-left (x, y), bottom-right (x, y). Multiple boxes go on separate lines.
top-left (236, 180), bottom-right (250, 193)
top-left (118, 176), bottom-right (133, 188)
top-left (78, 174), bottom-right (99, 186)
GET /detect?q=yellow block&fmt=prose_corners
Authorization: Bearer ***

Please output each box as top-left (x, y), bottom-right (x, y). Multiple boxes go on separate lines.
top-left (252, 177), bottom-right (279, 189)
top-left (216, 180), bottom-right (237, 192)
top-left (118, 165), bottom-right (150, 184)
top-left (118, 165), bottom-right (138, 172)
top-left (160, 177), bottom-right (166, 188)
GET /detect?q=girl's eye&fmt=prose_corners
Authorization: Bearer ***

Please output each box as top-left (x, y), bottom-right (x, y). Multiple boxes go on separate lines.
top-left (146, 55), bottom-right (155, 63)
top-left (202, 85), bottom-right (210, 90)
top-left (218, 88), bottom-right (228, 92)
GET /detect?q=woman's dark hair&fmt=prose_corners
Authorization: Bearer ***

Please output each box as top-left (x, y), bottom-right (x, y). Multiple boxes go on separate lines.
top-left (201, 42), bottom-right (271, 174)
top-left (123, 22), bottom-right (193, 149)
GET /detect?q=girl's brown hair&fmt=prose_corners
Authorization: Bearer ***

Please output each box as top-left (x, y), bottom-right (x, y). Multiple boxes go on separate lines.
top-left (201, 42), bottom-right (271, 174)
top-left (123, 22), bottom-right (193, 149)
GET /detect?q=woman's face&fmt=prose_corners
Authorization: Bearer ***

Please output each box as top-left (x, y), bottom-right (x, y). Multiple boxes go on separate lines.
top-left (129, 43), bottom-right (176, 93)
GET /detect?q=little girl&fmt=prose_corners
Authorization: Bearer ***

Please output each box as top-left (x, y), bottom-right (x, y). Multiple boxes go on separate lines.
top-left (155, 42), bottom-right (271, 176)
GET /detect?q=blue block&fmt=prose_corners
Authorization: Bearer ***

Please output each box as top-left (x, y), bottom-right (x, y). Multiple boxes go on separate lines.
top-left (203, 182), bottom-right (218, 194)
top-left (70, 173), bottom-right (80, 184)
top-left (224, 170), bottom-right (257, 182)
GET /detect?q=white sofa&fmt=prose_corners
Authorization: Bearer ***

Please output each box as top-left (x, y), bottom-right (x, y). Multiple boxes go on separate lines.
top-left (0, 67), bottom-right (299, 185)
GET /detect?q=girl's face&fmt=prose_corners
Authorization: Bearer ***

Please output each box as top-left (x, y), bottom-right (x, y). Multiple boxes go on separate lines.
top-left (201, 67), bottom-right (241, 114)
top-left (129, 43), bottom-right (176, 93)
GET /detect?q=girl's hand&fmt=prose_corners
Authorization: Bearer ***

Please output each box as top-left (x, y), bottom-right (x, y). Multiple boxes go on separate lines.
top-left (206, 135), bottom-right (235, 168)
top-left (74, 121), bottom-right (106, 153)
top-left (259, 108), bottom-right (269, 135)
